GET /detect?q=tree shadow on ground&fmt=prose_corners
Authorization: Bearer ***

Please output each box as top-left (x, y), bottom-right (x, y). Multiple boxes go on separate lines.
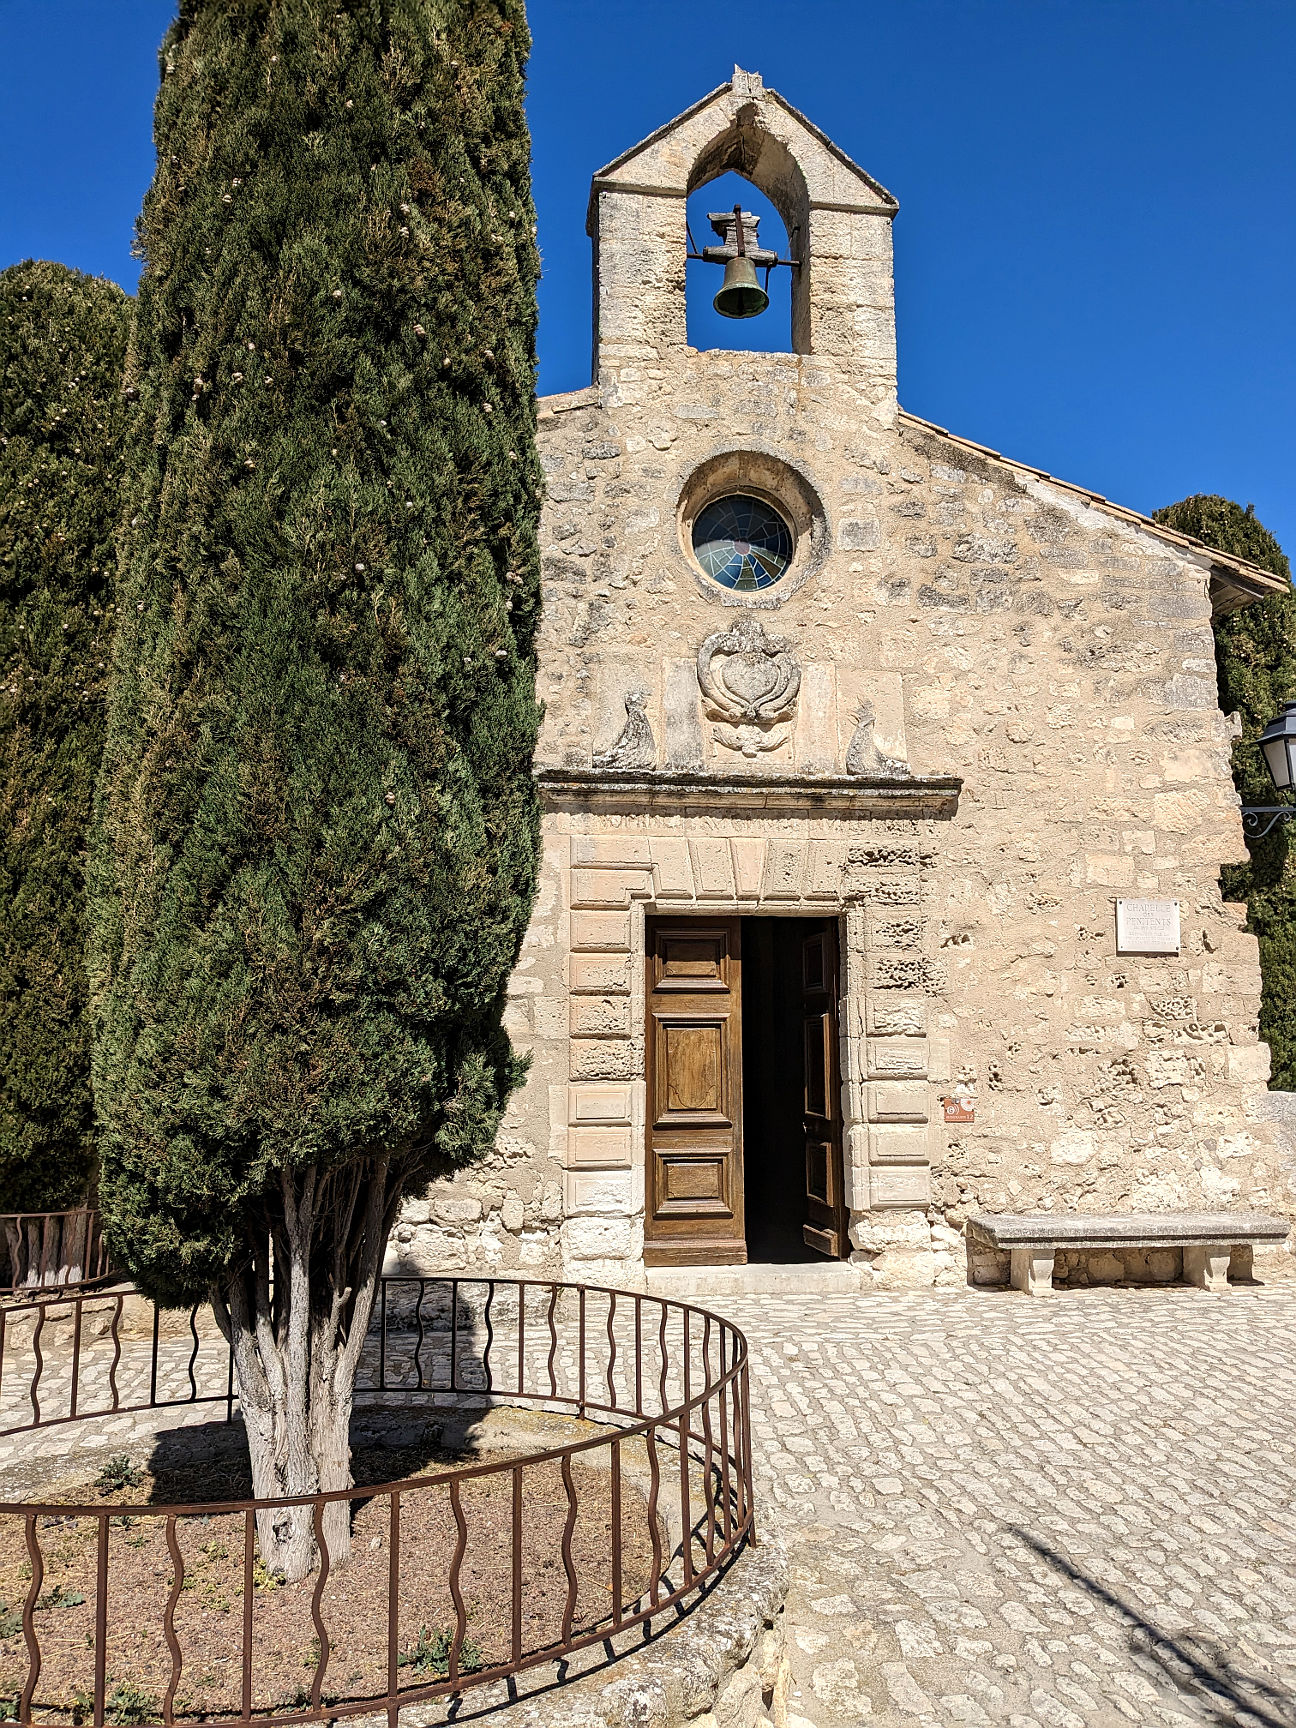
top-left (1013, 1528), bottom-right (1296, 1728)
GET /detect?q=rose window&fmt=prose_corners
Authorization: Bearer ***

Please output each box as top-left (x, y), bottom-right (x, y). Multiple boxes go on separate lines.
top-left (691, 495), bottom-right (794, 592)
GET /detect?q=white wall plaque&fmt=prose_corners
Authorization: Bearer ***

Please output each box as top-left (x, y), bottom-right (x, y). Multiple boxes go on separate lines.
top-left (1115, 899), bottom-right (1181, 955)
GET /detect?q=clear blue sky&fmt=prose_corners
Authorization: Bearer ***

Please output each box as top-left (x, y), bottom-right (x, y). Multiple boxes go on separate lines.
top-left (2, 0), bottom-right (1292, 557)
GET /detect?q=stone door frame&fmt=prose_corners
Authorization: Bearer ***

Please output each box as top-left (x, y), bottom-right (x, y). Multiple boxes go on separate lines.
top-left (551, 807), bottom-right (946, 1280)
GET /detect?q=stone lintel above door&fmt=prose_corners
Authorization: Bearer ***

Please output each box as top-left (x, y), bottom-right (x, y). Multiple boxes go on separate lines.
top-left (538, 766), bottom-right (961, 822)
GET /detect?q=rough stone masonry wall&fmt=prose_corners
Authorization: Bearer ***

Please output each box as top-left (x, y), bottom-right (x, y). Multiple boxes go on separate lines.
top-left (390, 368), bottom-right (1291, 1290)
top-left (907, 424), bottom-right (1287, 1283)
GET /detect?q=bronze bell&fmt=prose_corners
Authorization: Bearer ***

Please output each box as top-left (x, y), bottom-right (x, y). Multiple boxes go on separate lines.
top-left (713, 254), bottom-right (769, 319)
top-left (703, 204), bottom-right (778, 320)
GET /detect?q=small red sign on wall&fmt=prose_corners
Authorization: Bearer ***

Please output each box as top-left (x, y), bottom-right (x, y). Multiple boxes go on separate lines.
top-left (942, 1097), bottom-right (975, 1124)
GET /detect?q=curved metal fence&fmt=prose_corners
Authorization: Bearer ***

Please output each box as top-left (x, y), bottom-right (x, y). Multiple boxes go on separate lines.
top-left (0, 1276), bottom-right (754, 1726)
top-left (0, 1209), bottom-right (114, 1297)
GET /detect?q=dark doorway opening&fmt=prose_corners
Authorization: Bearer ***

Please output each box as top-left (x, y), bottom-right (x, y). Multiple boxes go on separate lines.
top-left (740, 916), bottom-right (845, 1263)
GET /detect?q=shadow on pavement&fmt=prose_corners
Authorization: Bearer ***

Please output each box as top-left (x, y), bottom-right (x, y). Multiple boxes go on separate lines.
top-left (1012, 1527), bottom-right (1296, 1728)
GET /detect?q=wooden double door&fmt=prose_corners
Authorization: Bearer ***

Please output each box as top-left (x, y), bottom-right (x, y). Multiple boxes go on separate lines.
top-left (643, 916), bottom-right (846, 1267)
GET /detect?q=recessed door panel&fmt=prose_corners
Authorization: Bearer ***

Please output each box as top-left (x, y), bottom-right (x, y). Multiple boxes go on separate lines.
top-left (655, 934), bottom-right (728, 991)
top-left (802, 932), bottom-right (828, 994)
top-left (657, 1153), bottom-right (732, 1215)
top-left (805, 1138), bottom-right (830, 1204)
top-left (803, 1014), bottom-right (829, 1119)
top-left (656, 1018), bottom-right (728, 1121)
top-left (645, 919), bottom-right (745, 1266)
top-left (802, 922), bottom-right (846, 1258)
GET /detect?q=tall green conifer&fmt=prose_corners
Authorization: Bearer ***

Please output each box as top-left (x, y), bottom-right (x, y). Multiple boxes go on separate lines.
top-left (0, 262), bottom-right (129, 1218)
top-left (1153, 495), bottom-right (1296, 1086)
top-left (91, 0), bottom-right (541, 1577)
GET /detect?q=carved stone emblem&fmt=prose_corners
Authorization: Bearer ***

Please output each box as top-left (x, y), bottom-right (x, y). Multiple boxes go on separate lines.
top-left (593, 689), bottom-right (656, 770)
top-left (846, 700), bottom-right (911, 778)
top-left (696, 616), bottom-right (800, 757)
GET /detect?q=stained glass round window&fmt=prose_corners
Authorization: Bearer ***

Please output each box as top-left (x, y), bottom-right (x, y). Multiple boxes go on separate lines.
top-left (691, 494), bottom-right (793, 592)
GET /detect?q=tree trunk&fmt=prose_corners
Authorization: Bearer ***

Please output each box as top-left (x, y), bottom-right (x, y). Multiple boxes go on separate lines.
top-left (61, 1210), bottom-right (88, 1286)
top-left (2, 1219), bottom-right (20, 1290)
top-left (20, 1218), bottom-right (42, 1289)
top-left (211, 1159), bottom-right (401, 1582)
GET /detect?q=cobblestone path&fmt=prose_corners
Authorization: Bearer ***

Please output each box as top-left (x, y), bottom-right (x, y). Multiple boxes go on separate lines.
top-left (724, 1286), bottom-right (1296, 1728)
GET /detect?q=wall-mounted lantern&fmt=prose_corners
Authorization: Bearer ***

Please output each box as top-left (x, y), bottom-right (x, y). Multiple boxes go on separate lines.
top-left (1242, 699), bottom-right (1296, 838)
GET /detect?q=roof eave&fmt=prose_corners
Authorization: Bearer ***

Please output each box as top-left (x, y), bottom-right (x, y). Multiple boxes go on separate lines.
top-left (897, 410), bottom-right (1290, 612)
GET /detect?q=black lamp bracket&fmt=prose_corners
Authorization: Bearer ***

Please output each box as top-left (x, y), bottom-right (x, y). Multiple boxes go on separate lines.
top-left (1240, 806), bottom-right (1296, 840)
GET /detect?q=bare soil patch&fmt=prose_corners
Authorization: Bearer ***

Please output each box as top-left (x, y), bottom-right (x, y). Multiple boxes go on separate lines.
top-left (0, 1408), bottom-right (657, 1721)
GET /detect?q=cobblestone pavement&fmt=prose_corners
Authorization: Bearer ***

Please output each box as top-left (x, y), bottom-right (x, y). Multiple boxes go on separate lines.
top-left (723, 1285), bottom-right (1296, 1728)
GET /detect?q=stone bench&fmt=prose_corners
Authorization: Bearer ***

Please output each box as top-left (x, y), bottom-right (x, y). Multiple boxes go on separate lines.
top-left (967, 1212), bottom-right (1290, 1296)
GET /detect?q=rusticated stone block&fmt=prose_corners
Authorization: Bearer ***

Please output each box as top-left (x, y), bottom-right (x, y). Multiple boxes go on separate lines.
top-left (569, 995), bottom-right (632, 1037)
top-left (690, 837), bottom-right (736, 899)
top-left (569, 866), bottom-right (654, 909)
top-left (868, 998), bottom-right (926, 1037)
top-left (570, 953), bottom-right (632, 995)
top-left (570, 911), bottom-right (633, 952)
top-left (867, 1165), bottom-right (932, 1208)
top-left (566, 1127), bottom-right (635, 1168)
top-left (869, 1123), bottom-right (931, 1164)
top-left (762, 841), bottom-right (805, 900)
top-left (569, 1040), bottom-right (638, 1081)
top-left (650, 836), bottom-right (695, 898)
top-left (568, 1083), bottom-right (633, 1125)
top-left (849, 875), bottom-right (921, 905)
top-left (867, 1082), bottom-right (928, 1123)
top-left (868, 914), bottom-right (924, 950)
top-left (867, 1039), bottom-right (928, 1079)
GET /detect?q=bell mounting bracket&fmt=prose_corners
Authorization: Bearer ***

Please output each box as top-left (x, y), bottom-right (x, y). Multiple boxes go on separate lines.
top-left (687, 204), bottom-right (800, 284)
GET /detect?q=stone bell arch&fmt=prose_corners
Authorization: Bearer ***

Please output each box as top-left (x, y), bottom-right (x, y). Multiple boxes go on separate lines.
top-left (585, 67), bottom-right (900, 414)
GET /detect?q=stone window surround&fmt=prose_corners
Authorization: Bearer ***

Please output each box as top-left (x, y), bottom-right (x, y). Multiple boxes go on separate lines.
top-left (549, 800), bottom-right (957, 1270)
top-left (673, 444), bottom-right (830, 610)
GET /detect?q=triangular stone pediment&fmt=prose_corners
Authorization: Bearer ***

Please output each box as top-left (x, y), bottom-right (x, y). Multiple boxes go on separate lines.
top-left (589, 68), bottom-right (897, 222)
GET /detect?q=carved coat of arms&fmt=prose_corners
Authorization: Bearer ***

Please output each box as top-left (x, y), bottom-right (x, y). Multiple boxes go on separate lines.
top-left (696, 615), bottom-right (800, 757)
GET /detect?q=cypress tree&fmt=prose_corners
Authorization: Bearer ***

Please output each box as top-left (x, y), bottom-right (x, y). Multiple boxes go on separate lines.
top-left (0, 262), bottom-right (130, 1219)
top-left (90, 0), bottom-right (541, 1578)
top-left (1153, 495), bottom-right (1296, 1086)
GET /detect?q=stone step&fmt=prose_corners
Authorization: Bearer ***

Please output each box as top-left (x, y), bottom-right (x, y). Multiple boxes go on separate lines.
top-left (646, 1261), bottom-right (865, 1299)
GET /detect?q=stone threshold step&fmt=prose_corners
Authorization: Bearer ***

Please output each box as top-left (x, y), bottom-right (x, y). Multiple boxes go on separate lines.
top-left (646, 1262), bottom-right (865, 1299)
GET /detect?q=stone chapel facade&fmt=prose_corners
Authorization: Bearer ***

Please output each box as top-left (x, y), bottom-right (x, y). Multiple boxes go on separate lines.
top-left (394, 70), bottom-right (1293, 1290)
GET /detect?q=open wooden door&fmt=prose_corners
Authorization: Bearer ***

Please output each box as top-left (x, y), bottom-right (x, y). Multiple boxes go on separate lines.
top-left (644, 919), bottom-right (746, 1266)
top-left (801, 921), bottom-right (846, 1258)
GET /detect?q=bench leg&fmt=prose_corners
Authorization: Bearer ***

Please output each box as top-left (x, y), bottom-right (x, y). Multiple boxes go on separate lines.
top-left (1010, 1247), bottom-right (1055, 1296)
top-left (1183, 1244), bottom-right (1231, 1293)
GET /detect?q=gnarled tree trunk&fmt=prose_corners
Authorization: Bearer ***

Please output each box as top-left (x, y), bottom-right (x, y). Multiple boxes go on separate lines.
top-left (211, 1158), bottom-right (404, 1582)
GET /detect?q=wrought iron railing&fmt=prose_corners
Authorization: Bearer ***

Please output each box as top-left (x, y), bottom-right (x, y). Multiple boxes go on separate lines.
top-left (0, 1276), bottom-right (754, 1725)
top-left (0, 1208), bottom-right (114, 1297)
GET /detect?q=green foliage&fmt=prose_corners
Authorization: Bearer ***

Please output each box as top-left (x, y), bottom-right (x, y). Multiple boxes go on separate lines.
top-left (90, 0), bottom-right (542, 1301)
top-left (104, 1683), bottom-right (160, 1728)
top-left (72, 1682), bottom-right (158, 1727)
top-left (94, 1453), bottom-right (144, 1496)
top-left (398, 1622), bottom-right (482, 1678)
top-left (0, 261), bottom-right (130, 1213)
top-left (35, 1585), bottom-right (86, 1610)
top-left (1153, 495), bottom-right (1296, 1086)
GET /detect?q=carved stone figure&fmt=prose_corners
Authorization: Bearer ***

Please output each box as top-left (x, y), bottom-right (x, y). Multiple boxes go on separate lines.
top-left (846, 700), bottom-right (911, 778)
top-left (696, 615), bottom-right (800, 758)
top-left (593, 689), bottom-right (656, 770)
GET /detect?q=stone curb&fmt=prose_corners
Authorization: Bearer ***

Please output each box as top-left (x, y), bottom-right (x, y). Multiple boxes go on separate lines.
top-left (480, 1534), bottom-right (790, 1728)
